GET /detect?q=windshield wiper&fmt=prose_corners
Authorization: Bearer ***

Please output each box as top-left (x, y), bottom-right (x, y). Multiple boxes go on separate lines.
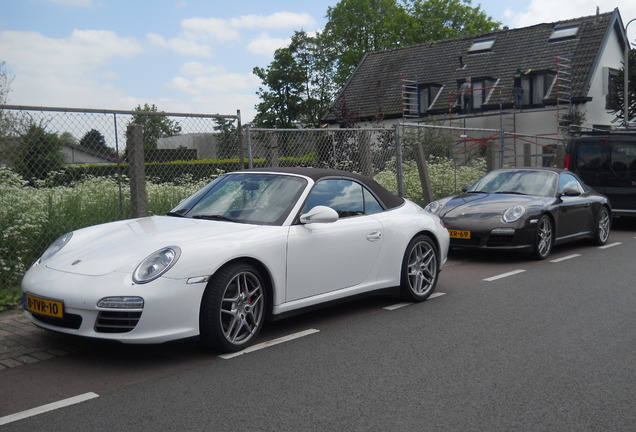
top-left (191, 214), bottom-right (238, 223)
top-left (494, 191), bottom-right (527, 195)
top-left (165, 211), bottom-right (186, 218)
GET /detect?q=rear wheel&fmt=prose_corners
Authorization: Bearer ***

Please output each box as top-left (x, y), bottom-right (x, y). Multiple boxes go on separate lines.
top-left (200, 263), bottom-right (266, 352)
top-left (592, 207), bottom-right (611, 245)
top-left (400, 235), bottom-right (439, 302)
top-left (532, 215), bottom-right (553, 260)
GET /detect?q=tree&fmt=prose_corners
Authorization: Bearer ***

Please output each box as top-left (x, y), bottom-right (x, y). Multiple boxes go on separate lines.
top-left (0, 61), bottom-right (12, 106)
top-left (213, 118), bottom-right (239, 159)
top-left (606, 48), bottom-right (636, 125)
top-left (80, 129), bottom-right (108, 153)
top-left (406, 0), bottom-right (500, 44)
top-left (253, 38), bottom-right (307, 128)
top-left (1, 61), bottom-right (16, 136)
top-left (252, 0), bottom-right (500, 127)
top-left (322, 0), bottom-right (500, 88)
top-left (129, 104), bottom-right (182, 149)
top-left (322, 0), bottom-right (413, 87)
top-left (12, 124), bottom-right (65, 181)
top-left (253, 31), bottom-right (336, 129)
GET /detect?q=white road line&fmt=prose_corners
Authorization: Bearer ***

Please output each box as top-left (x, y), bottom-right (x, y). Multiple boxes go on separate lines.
top-left (383, 302), bottom-right (411, 311)
top-left (383, 292), bottom-right (447, 310)
top-left (484, 269), bottom-right (526, 282)
top-left (599, 242), bottom-right (621, 249)
top-left (219, 329), bottom-right (320, 359)
top-left (550, 254), bottom-right (581, 263)
top-left (0, 392), bottom-right (99, 426)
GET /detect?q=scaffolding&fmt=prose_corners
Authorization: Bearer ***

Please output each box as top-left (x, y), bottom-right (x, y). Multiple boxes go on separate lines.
top-left (555, 52), bottom-right (573, 134)
top-left (401, 76), bottom-right (419, 120)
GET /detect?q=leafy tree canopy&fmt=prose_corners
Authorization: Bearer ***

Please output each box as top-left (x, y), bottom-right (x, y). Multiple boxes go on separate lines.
top-left (252, 0), bottom-right (499, 127)
top-left (607, 48), bottom-right (636, 125)
top-left (80, 129), bottom-right (108, 152)
top-left (13, 124), bottom-right (65, 181)
top-left (213, 117), bottom-right (239, 159)
top-left (129, 103), bottom-right (182, 149)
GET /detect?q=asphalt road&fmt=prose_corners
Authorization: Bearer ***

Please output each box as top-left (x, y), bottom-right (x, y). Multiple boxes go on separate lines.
top-left (1, 221), bottom-right (635, 431)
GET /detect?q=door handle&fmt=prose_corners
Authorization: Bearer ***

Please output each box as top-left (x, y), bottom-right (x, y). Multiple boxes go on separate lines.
top-left (366, 231), bottom-right (382, 241)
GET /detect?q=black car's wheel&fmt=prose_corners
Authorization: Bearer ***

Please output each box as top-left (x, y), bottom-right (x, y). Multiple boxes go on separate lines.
top-left (400, 235), bottom-right (439, 301)
top-left (592, 206), bottom-right (611, 245)
top-left (200, 262), bottom-right (266, 352)
top-left (532, 215), bottom-right (553, 260)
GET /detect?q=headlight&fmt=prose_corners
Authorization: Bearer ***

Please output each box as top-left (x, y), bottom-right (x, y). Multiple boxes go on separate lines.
top-left (35, 232), bottom-right (73, 265)
top-left (502, 205), bottom-right (525, 223)
top-left (424, 201), bottom-right (442, 215)
top-left (133, 246), bottom-right (181, 284)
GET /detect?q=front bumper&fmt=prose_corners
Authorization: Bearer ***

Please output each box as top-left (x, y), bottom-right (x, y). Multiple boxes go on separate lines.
top-left (444, 219), bottom-right (538, 251)
top-left (21, 266), bottom-right (207, 344)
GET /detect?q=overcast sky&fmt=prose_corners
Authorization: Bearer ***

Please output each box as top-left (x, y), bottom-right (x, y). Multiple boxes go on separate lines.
top-left (2, 0), bottom-right (636, 123)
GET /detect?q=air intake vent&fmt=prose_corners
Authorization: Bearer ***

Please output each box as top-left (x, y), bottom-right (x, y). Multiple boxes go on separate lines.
top-left (95, 311), bottom-right (142, 333)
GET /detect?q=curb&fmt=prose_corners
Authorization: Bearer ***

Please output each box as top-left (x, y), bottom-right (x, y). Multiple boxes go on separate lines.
top-left (0, 309), bottom-right (90, 370)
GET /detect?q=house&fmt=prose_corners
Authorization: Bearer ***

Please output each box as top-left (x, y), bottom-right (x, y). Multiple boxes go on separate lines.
top-left (61, 143), bottom-right (119, 164)
top-left (324, 8), bottom-right (630, 167)
top-left (157, 133), bottom-right (220, 159)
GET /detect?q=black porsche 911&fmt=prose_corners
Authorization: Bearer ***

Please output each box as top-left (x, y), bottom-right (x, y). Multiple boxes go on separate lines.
top-left (424, 168), bottom-right (611, 259)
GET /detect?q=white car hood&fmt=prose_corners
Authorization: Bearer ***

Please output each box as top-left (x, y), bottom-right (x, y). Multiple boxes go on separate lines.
top-left (44, 215), bottom-right (263, 276)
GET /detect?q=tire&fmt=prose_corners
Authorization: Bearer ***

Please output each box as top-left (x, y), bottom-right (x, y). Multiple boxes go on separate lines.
top-left (400, 235), bottom-right (439, 302)
top-left (592, 206), bottom-right (611, 245)
top-left (532, 215), bottom-right (553, 260)
top-left (200, 263), bottom-right (266, 352)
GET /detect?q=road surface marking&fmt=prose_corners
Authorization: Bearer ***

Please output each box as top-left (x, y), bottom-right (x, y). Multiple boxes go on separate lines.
top-left (599, 242), bottom-right (621, 249)
top-left (550, 254), bottom-right (581, 263)
top-left (484, 269), bottom-right (526, 281)
top-left (219, 329), bottom-right (320, 359)
top-left (0, 392), bottom-right (99, 426)
top-left (383, 292), bottom-right (446, 310)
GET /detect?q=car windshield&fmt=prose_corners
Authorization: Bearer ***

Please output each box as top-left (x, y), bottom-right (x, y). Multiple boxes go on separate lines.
top-left (468, 170), bottom-right (557, 197)
top-left (169, 173), bottom-right (308, 225)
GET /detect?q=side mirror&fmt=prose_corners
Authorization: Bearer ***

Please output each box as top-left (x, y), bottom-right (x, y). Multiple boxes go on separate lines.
top-left (300, 206), bottom-right (339, 224)
top-left (560, 187), bottom-right (581, 197)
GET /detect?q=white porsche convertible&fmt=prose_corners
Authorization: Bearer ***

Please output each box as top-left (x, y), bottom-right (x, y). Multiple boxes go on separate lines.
top-left (22, 167), bottom-right (449, 352)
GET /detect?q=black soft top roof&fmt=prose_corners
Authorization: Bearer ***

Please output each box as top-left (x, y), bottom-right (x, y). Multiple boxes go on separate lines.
top-left (236, 167), bottom-right (405, 210)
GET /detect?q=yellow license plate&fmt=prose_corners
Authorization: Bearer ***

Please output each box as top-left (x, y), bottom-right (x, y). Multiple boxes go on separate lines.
top-left (25, 294), bottom-right (64, 318)
top-left (449, 229), bottom-right (471, 239)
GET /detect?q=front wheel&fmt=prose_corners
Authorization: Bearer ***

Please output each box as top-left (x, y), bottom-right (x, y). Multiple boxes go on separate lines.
top-left (200, 263), bottom-right (266, 352)
top-left (532, 215), bottom-right (553, 260)
top-left (592, 207), bottom-right (611, 245)
top-left (400, 235), bottom-right (439, 302)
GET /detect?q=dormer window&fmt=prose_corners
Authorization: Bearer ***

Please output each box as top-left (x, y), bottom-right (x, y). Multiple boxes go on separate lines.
top-left (549, 26), bottom-right (579, 42)
top-left (468, 39), bottom-right (495, 54)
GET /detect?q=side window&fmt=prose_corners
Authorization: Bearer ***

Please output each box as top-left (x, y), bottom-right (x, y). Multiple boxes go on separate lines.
top-left (559, 173), bottom-right (585, 194)
top-left (304, 179), bottom-right (383, 218)
top-left (610, 143), bottom-right (636, 179)
top-left (363, 188), bottom-right (383, 215)
top-left (575, 142), bottom-right (604, 169)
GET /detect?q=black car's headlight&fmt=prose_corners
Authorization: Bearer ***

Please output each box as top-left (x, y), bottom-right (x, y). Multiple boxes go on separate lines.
top-left (502, 205), bottom-right (526, 223)
top-left (133, 246), bottom-right (181, 284)
top-left (35, 232), bottom-right (73, 266)
top-left (424, 200), bottom-right (442, 215)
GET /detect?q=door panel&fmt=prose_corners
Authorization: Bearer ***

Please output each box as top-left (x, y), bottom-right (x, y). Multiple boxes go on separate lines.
top-left (286, 216), bottom-right (383, 302)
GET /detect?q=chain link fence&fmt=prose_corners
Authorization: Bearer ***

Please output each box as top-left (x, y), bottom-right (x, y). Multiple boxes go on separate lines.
top-left (0, 104), bottom-right (565, 294)
top-left (0, 105), bottom-right (240, 293)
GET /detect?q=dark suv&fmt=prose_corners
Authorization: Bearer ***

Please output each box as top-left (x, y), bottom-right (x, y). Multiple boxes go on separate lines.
top-left (565, 132), bottom-right (636, 217)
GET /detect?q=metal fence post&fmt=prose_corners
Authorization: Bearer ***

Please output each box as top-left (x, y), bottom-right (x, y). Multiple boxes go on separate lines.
top-left (237, 110), bottom-right (245, 170)
top-left (245, 124), bottom-right (253, 169)
top-left (523, 143), bottom-right (532, 167)
top-left (127, 124), bottom-right (147, 218)
top-left (395, 122), bottom-right (404, 197)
